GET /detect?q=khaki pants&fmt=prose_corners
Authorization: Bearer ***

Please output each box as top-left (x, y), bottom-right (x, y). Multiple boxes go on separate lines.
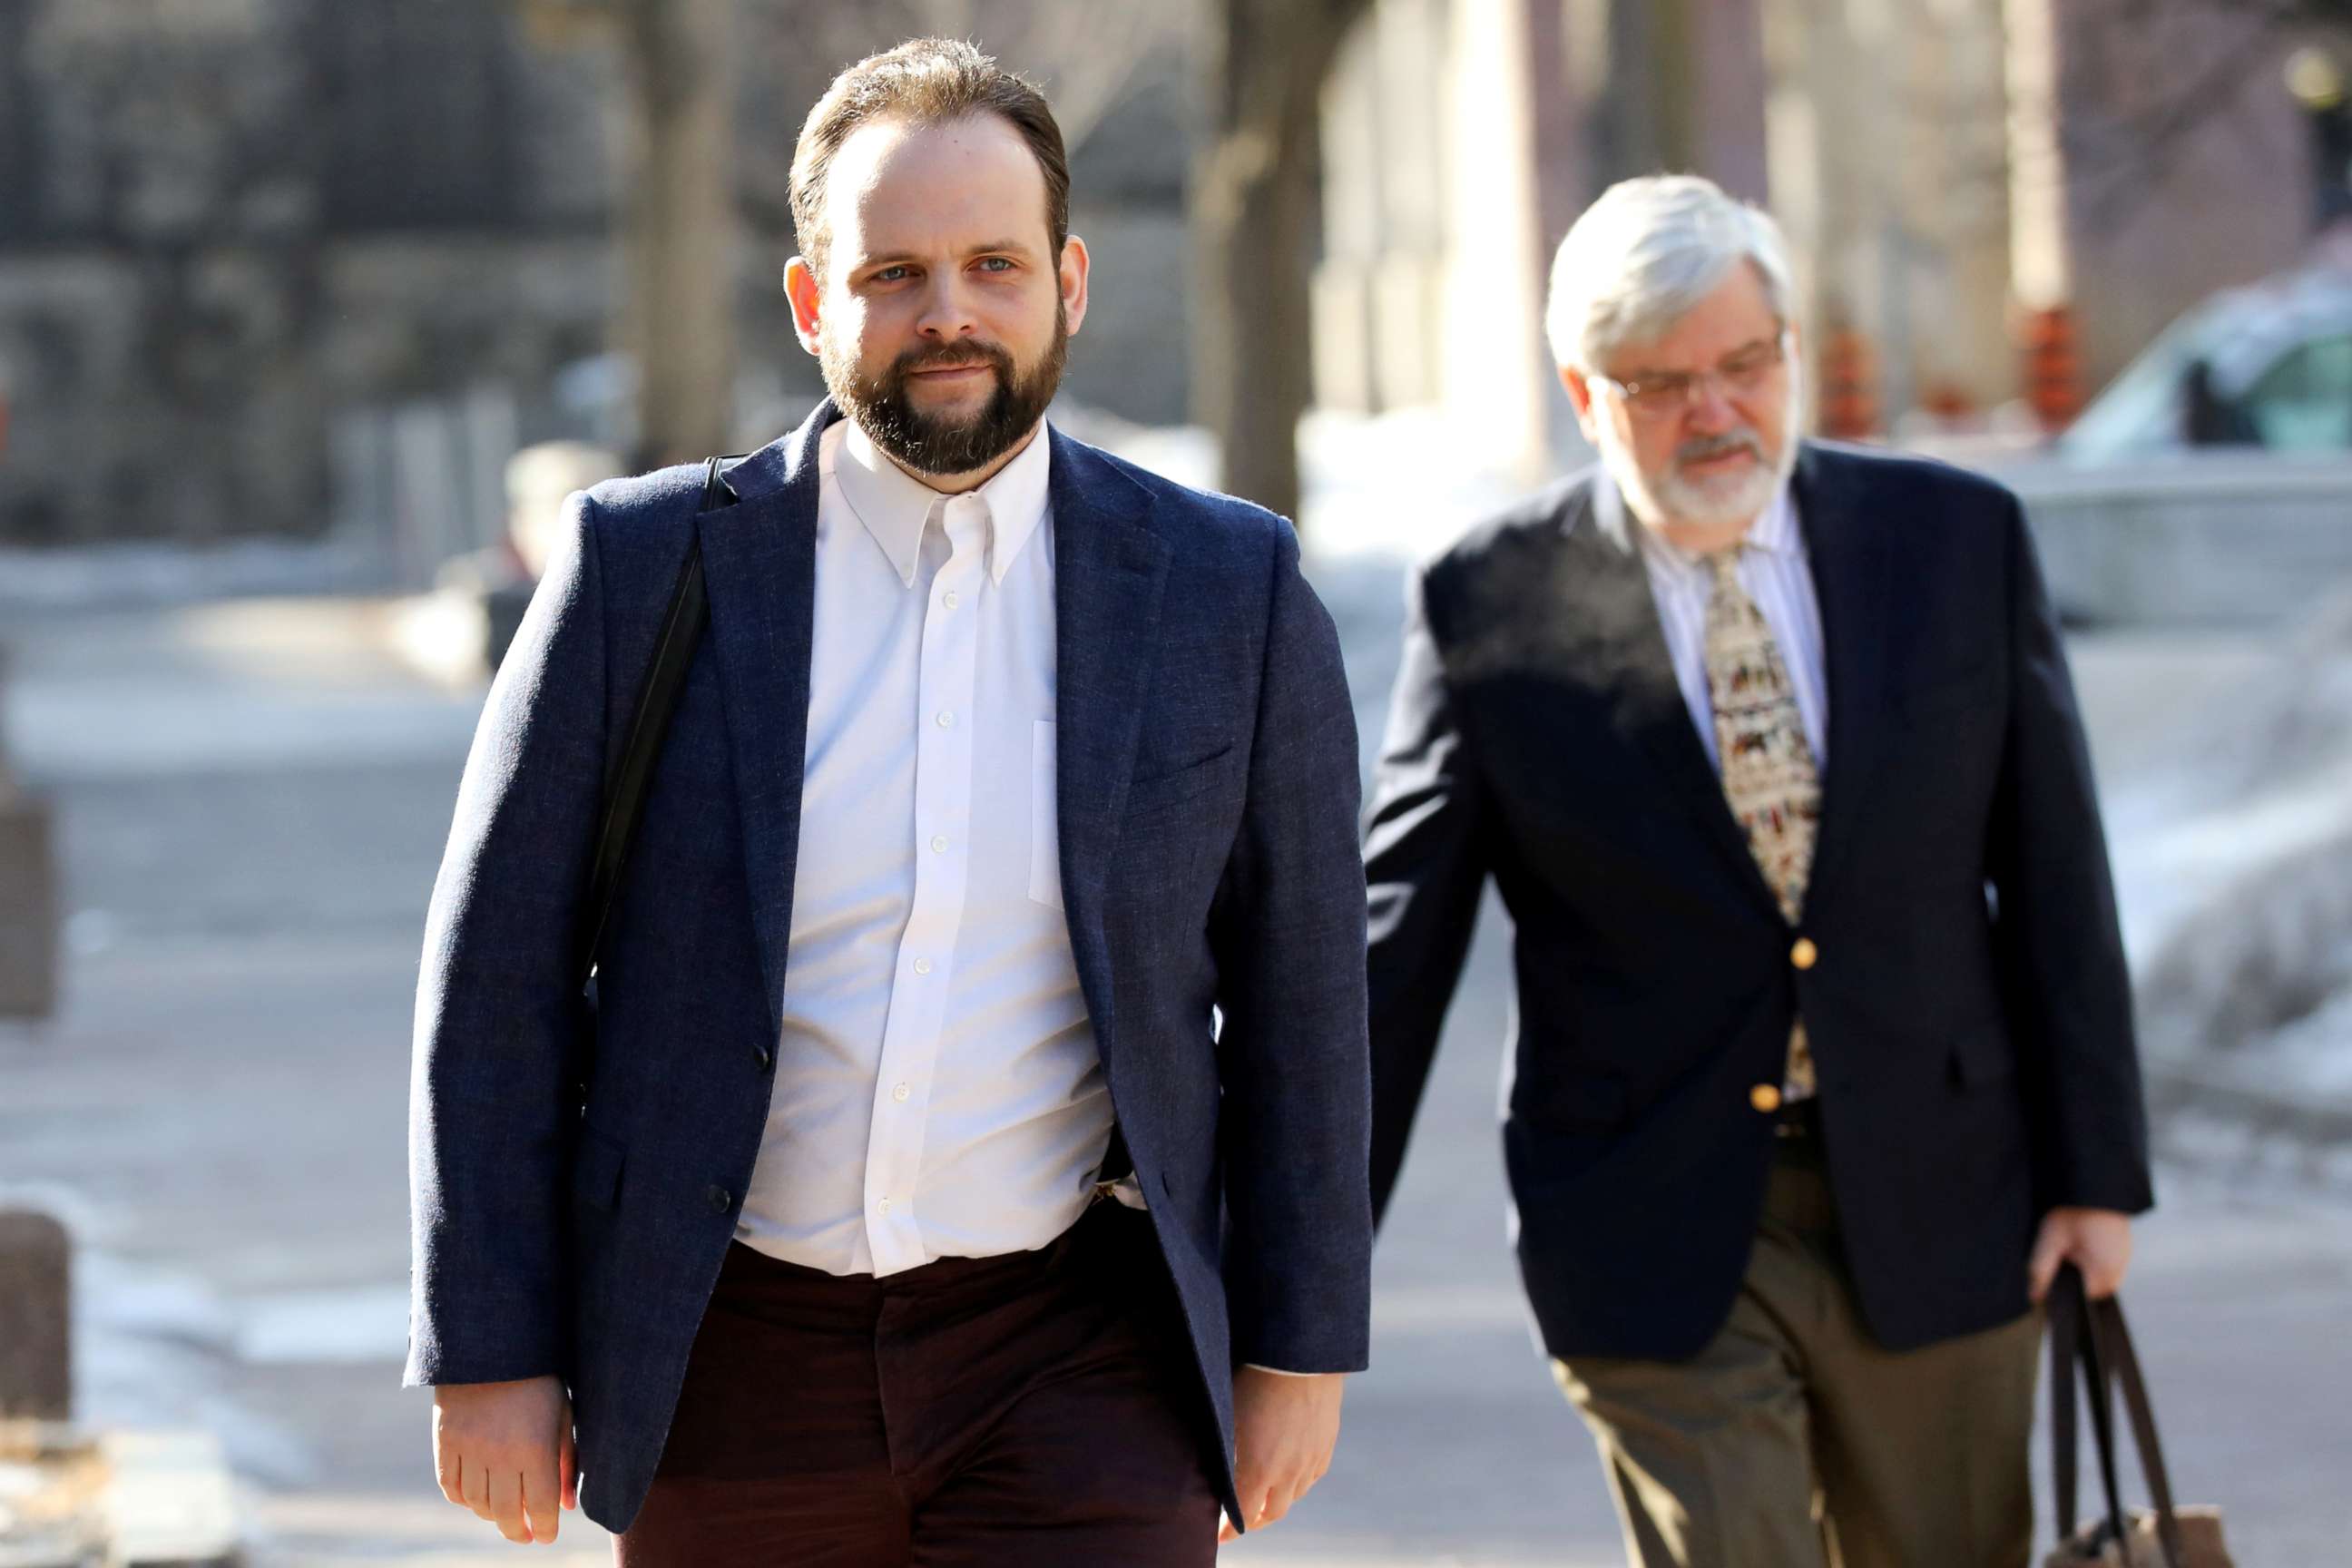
top-left (1552, 1132), bottom-right (2042, 1568)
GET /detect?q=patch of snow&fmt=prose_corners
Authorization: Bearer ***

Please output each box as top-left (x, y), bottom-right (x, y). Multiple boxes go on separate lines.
top-left (2082, 580), bottom-right (2352, 1121)
top-left (0, 539), bottom-right (376, 614)
top-left (235, 1285), bottom-right (411, 1367)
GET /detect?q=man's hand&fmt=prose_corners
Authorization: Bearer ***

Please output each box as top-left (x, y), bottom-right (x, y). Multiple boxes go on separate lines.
top-left (2029, 1207), bottom-right (2134, 1303)
top-left (432, 1376), bottom-right (577, 1545)
top-left (1218, 1369), bottom-right (1345, 1544)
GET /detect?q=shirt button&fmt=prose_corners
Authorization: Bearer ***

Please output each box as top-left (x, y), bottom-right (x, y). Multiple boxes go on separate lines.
top-left (893, 1082), bottom-right (911, 1102)
top-left (706, 1185), bottom-right (733, 1214)
top-left (1791, 937), bottom-right (1819, 971)
top-left (878, 1196), bottom-right (893, 1214)
top-left (936, 710), bottom-right (955, 729)
top-left (931, 835), bottom-right (949, 853)
top-left (943, 591), bottom-right (960, 610)
top-left (913, 957), bottom-right (933, 975)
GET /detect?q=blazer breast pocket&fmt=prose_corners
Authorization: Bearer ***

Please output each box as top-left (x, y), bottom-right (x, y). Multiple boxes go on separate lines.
top-left (1032, 720), bottom-right (1065, 912)
top-left (1123, 743), bottom-right (1238, 822)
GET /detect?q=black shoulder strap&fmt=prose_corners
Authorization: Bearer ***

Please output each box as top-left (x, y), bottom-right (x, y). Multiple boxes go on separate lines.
top-left (573, 456), bottom-right (735, 990)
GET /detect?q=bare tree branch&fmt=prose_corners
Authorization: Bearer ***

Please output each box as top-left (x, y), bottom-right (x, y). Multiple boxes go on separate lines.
top-left (2056, 0), bottom-right (2352, 226)
top-left (2075, 20), bottom-right (2298, 227)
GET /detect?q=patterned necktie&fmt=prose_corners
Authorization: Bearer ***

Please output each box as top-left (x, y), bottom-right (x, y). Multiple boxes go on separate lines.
top-left (1701, 549), bottom-right (1819, 1101)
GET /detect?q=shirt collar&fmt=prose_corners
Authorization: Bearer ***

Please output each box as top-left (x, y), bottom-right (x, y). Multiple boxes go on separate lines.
top-left (1615, 473), bottom-right (1803, 581)
top-left (834, 418), bottom-right (1054, 588)
top-left (1746, 482), bottom-right (1801, 558)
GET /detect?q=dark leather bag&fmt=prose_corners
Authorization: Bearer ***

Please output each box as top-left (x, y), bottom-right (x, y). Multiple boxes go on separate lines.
top-left (2043, 1266), bottom-right (2233, 1568)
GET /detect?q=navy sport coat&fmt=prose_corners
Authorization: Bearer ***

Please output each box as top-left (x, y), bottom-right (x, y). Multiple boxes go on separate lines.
top-left (1365, 443), bottom-right (2152, 1362)
top-left (407, 402), bottom-right (1373, 1533)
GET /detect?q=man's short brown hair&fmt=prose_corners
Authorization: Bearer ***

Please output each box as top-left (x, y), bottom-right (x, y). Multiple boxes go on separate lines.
top-left (789, 38), bottom-right (1071, 281)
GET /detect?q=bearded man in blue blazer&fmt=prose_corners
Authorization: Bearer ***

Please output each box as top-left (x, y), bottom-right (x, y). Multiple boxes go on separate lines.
top-left (406, 39), bottom-right (1370, 1565)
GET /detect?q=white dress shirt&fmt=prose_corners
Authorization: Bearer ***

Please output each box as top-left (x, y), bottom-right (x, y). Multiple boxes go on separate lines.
top-left (1626, 483), bottom-right (1830, 773)
top-left (736, 418), bottom-right (1118, 1278)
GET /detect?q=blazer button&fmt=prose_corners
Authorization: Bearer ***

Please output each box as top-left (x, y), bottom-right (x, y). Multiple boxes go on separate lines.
top-left (1790, 937), bottom-right (1819, 971)
top-left (706, 1185), bottom-right (733, 1215)
top-left (753, 1044), bottom-right (774, 1071)
top-left (1750, 1083), bottom-right (1783, 1114)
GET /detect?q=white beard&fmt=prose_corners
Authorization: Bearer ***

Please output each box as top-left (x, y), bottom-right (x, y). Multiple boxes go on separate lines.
top-left (1600, 383), bottom-right (1804, 535)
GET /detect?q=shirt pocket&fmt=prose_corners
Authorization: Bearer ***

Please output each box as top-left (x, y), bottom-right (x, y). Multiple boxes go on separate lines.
top-left (1031, 720), bottom-right (1064, 911)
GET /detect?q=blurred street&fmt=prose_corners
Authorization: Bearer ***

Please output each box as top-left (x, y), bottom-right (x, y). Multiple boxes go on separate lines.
top-left (2, 566), bottom-right (2348, 1566)
top-left (9, 0), bottom-right (2352, 1561)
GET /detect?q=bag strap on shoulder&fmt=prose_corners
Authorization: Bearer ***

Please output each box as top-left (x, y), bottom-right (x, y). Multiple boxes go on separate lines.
top-left (572, 456), bottom-right (737, 991)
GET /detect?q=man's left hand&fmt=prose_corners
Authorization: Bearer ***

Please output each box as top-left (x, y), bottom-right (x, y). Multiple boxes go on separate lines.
top-left (1219, 1368), bottom-right (1345, 1544)
top-left (2028, 1207), bottom-right (2134, 1302)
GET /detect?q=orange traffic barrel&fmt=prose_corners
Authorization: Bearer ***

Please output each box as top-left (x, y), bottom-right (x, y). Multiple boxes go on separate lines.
top-left (2019, 305), bottom-right (2082, 430)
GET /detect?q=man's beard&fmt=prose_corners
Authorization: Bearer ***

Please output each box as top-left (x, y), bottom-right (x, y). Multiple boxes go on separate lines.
top-left (822, 303), bottom-right (1069, 478)
top-left (1604, 383), bottom-right (1803, 534)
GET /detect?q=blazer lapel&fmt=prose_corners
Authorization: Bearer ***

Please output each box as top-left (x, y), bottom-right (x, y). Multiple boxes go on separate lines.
top-left (691, 400), bottom-right (835, 1034)
top-left (1048, 431), bottom-right (1174, 1049)
top-left (1570, 479), bottom-right (1782, 916)
top-left (1790, 444), bottom-right (1894, 911)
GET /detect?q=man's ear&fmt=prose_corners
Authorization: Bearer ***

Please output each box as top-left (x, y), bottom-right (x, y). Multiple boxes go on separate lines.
top-left (785, 257), bottom-right (823, 357)
top-left (1057, 236), bottom-right (1091, 339)
top-left (1561, 365), bottom-right (1602, 444)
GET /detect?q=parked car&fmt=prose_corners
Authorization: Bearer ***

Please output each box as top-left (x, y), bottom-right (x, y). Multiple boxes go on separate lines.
top-left (2060, 236), bottom-right (2352, 463)
top-left (1949, 238), bottom-right (2352, 628)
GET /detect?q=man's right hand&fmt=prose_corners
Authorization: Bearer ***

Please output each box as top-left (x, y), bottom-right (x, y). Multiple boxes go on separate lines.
top-left (433, 1376), bottom-right (576, 1544)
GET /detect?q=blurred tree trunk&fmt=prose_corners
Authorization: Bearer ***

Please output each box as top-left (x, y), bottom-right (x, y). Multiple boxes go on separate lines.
top-left (1192, 0), bottom-right (1375, 525)
top-left (612, 0), bottom-right (737, 468)
top-left (524, 0), bottom-right (1177, 469)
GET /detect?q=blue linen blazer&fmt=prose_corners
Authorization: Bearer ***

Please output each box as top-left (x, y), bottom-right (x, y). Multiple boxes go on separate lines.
top-left (406, 401), bottom-right (1373, 1533)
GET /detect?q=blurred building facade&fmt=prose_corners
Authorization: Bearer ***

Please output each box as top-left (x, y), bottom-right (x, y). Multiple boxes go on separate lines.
top-left (0, 3), bottom-right (609, 549)
top-left (5, 0), bottom-right (2345, 547)
top-left (0, 0), bottom-right (1191, 549)
top-left (1313, 0), bottom-right (2349, 480)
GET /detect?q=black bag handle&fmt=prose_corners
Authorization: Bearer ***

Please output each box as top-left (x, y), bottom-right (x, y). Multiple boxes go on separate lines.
top-left (2049, 1265), bottom-right (2187, 1568)
top-left (2050, 1265), bottom-right (2130, 1553)
top-left (572, 456), bottom-right (736, 991)
top-left (2086, 1288), bottom-right (2188, 1568)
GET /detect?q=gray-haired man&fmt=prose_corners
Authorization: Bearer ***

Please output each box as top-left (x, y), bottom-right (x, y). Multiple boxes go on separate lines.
top-left (1364, 175), bottom-right (2152, 1566)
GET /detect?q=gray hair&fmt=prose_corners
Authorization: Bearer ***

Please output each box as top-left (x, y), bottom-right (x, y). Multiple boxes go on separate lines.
top-left (1544, 175), bottom-right (1796, 372)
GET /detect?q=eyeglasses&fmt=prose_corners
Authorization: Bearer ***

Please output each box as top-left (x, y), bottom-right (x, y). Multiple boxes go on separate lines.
top-left (1586, 329), bottom-right (1792, 421)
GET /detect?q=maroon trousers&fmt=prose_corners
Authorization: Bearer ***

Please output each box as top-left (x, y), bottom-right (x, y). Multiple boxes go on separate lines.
top-left (615, 1200), bottom-right (1220, 1566)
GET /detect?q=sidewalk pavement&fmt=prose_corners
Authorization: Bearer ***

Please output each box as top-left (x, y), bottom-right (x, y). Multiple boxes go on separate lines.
top-left (3, 588), bottom-right (2349, 1564)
